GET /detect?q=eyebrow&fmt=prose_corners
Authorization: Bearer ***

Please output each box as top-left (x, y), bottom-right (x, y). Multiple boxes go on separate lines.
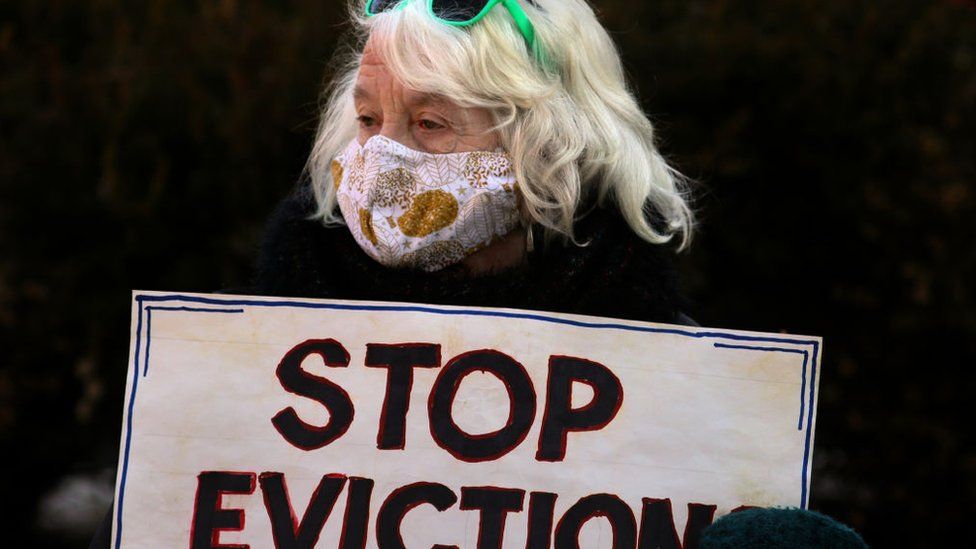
top-left (354, 85), bottom-right (451, 109)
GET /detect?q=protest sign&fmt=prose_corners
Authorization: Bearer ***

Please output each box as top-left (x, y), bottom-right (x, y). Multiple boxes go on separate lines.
top-left (111, 291), bottom-right (821, 548)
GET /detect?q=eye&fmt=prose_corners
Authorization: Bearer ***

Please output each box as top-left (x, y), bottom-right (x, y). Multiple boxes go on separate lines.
top-left (418, 118), bottom-right (446, 131)
top-left (356, 115), bottom-right (377, 128)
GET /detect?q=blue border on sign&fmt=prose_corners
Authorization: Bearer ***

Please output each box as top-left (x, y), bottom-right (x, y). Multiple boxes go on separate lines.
top-left (114, 293), bottom-right (820, 547)
top-left (712, 343), bottom-right (810, 431)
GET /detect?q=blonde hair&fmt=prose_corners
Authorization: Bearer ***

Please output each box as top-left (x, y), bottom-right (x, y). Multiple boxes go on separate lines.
top-left (307, 0), bottom-right (695, 249)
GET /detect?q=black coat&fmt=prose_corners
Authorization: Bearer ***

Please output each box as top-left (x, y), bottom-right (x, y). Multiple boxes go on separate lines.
top-left (252, 185), bottom-right (697, 326)
top-left (89, 185), bottom-right (695, 549)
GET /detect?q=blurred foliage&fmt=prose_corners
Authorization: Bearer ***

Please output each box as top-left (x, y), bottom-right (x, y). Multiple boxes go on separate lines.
top-left (0, 0), bottom-right (973, 546)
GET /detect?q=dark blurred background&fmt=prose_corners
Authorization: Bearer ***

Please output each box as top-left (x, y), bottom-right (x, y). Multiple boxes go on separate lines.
top-left (1, 0), bottom-right (973, 546)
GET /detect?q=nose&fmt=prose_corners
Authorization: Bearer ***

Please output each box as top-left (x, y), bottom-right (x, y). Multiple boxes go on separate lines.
top-left (360, 111), bottom-right (418, 150)
top-left (377, 116), bottom-right (418, 150)
top-left (380, 119), bottom-right (416, 148)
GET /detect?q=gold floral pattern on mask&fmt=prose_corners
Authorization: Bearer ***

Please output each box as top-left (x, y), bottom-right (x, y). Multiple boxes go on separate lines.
top-left (398, 190), bottom-right (459, 237)
top-left (463, 152), bottom-right (513, 188)
top-left (349, 150), bottom-right (369, 193)
top-left (400, 240), bottom-right (465, 271)
top-left (371, 168), bottom-right (417, 208)
top-left (358, 208), bottom-right (378, 245)
top-left (334, 136), bottom-right (519, 272)
top-left (331, 160), bottom-right (344, 191)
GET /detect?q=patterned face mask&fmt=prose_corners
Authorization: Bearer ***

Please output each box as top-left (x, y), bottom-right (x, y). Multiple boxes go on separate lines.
top-left (332, 135), bottom-right (520, 272)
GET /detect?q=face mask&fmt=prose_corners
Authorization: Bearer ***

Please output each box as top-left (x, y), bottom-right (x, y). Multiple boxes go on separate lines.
top-left (332, 135), bottom-right (520, 272)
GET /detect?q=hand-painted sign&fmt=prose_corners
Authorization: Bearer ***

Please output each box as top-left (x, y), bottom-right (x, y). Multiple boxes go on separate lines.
top-left (111, 291), bottom-right (821, 548)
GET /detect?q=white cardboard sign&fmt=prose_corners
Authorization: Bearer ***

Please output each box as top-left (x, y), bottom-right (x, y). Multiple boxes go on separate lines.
top-left (111, 291), bottom-right (821, 548)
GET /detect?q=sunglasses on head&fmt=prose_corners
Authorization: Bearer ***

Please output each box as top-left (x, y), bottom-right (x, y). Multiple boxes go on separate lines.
top-left (366, 0), bottom-right (542, 59)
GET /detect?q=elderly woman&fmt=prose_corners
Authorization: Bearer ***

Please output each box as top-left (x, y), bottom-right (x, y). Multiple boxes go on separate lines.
top-left (91, 1), bottom-right (867, 547)
top-left (252, 0), bottom-right (696, 325)
top-left (249, 2), bottom-right (867, 547)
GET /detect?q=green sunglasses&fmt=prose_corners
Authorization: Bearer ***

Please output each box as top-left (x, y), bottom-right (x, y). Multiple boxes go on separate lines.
top-left (365, 0), bottom-right (542, 60)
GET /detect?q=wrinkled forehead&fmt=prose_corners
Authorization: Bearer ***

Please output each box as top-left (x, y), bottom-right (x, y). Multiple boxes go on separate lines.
top-left (360, 34), bottom-right (384, 68)
top-left (356, 33), bottom-right (464, 111)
